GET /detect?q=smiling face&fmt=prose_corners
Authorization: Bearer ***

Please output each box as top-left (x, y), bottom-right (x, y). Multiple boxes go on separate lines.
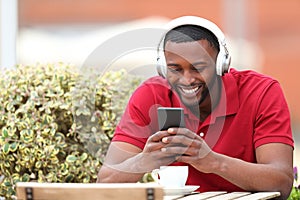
top-left (165, 39), bottom-right (219, 111)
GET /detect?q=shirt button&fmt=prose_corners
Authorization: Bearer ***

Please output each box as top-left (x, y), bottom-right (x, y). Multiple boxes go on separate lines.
top-left (200, 132), bottom-right (204, 137)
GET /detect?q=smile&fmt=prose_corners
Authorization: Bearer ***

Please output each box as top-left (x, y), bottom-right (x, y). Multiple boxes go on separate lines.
top-left (178, 85), bottom-right (203, 95)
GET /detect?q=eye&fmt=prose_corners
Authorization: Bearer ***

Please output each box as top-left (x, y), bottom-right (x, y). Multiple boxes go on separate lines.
top-left (192, 66), bottom-right (205, 73)
top-left (169, 68), bottom-right (180, 73)
top-left (167, 66), bottom-right (182, 73)
top-left (192, 62), bottom-right (207, 72)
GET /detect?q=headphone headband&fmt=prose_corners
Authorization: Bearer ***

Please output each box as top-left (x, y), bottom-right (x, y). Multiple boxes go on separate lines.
top-left (163, 16), bottom-right (226, 45)
top-left (157, 16), bottom-right (231, 77)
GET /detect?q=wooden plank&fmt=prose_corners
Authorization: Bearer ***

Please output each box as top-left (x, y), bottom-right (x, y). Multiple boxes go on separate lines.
top-left (174, 191), bottom-right (227, 200)
top-left (234, 192), bottom-right (280, 200)
top-left (164, 195), bottom-right (185, 200)
top-left (206, 192), bottom-right (251, 200)
top-left (16, 182), bottom-right (164, 200)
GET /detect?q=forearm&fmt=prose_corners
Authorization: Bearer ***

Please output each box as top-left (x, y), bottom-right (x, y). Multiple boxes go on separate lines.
top-left (213, 153), bottom-right (293, 199)
top-left (97, 154), bottom-right (146, 183)
top-left (97, 165), bottom-right (144, 183)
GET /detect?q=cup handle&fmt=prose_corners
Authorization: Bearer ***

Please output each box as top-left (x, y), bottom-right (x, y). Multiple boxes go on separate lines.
top-left (151, 169), bottom-right (160, 183)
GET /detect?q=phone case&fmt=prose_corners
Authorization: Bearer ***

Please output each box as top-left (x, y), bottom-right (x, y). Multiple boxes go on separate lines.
top-left (157, 107), bottom-right (185, 130)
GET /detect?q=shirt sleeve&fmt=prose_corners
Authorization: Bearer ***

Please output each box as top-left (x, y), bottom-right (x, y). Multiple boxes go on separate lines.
top-left (253, 81), bottom-right (294, 148)
top-left (112, 83), bottom-right (161, 149)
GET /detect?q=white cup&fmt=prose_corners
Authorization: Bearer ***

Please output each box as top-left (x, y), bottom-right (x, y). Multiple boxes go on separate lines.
top-left (151, 166), bottom-right (188, 187)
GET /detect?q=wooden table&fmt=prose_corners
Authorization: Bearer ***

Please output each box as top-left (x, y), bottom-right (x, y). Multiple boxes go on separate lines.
top-left (164, 191), bottom-right (280, 200)
top-left (15, 182), bottom-right (280, 200)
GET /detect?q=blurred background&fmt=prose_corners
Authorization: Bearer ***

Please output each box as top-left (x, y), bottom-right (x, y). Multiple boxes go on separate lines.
top-left (1, 0), bottom-right (300, 165)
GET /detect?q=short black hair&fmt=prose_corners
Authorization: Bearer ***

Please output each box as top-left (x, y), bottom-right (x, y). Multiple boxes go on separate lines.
top-left (163, 25), bottom-right (220, 52)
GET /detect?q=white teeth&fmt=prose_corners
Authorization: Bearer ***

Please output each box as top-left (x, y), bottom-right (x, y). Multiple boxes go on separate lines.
top-left (182, 87), bottom-right (199, 94)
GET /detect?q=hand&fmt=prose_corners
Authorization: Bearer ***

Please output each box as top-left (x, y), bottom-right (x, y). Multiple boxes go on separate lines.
top-left (160, 127), bottom-right (215, 173)
top-left (139, 130), bottom-right (181, 170)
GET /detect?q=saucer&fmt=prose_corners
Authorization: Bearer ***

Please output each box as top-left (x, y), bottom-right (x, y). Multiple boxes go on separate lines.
top-left (163, 185), bottom-right (200, 196)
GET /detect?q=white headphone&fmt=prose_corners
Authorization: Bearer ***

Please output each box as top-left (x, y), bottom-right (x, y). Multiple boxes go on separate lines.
top-left (157, 16), bottom-right (231, 77)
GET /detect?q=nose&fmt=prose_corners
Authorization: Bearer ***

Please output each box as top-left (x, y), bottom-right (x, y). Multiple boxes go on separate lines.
top-left (181, 70), bottom-right (196, 85)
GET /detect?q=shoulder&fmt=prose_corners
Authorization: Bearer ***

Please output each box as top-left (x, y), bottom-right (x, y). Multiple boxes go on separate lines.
top-left (229, 68), bottom-right (276, 81)
top-left (226, 68), bottom-right (280, 94)
top-left (228, 68), bottom-right (278, 85)
top-left (142, 76), bottom-right (170, 88)
top-left (128, 76), bottom-right (173, 106)
top-left (132, 76), bottom-right (170, 97)
top-left (223, 68), bottom-right (287, 111)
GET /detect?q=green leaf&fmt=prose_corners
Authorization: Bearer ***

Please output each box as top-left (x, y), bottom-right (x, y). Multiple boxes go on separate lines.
top-left (6, 102), bottom-right (14, 111)
top-left (65, 174), bottom-right (74, 182)
top-left (21, 173), bottom-right (30, 182)
top-left (7, 154), bottom-right (15, 162)
top-left (35, 161), bottom-right (42, 169)
top-left (83, 176), bottom-right (90, 183)
top-left (50, 128), bottom-right (57, 136)
top-left (61, 169), bottom-right (69, 176)
top-left (2, 127), bottom-right (8, 138)
top-left (15, 165), bottom-right (21, 172)
top-left (66, 155), bottom-right (77, 163)
top-left (12, 173), bottom-right (20, 182)
top-left (80, 153), bottom-right (88, 162)
top-left (9, 142), bottom-right (18, 152)
top-left (2, 143), bottom-right (10, 154)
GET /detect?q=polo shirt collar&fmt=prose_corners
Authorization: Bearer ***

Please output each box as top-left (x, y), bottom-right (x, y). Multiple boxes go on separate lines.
top-left (210, 72), bottom-right (240, 121)
top-left (182, 72), bottom-right (239, 125)
top-left (169, 71), bottom-right (239, 124)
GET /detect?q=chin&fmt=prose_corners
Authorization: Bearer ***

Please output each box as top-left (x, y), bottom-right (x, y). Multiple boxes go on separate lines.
top-left (181, 96), bottom-right (201, 108)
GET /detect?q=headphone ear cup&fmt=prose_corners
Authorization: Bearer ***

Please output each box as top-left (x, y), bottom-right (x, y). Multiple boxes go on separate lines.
top-left (216, 48), bottom-right (231, 76)
top-left (216, 52), bottom-right (223, 76)
top-left (156, 50), bottom-right (167, 78)
top-left (216, 52), bottom-right (224, 76)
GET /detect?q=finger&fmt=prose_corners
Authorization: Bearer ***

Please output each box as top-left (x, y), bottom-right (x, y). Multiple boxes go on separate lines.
top-left (176, 149), bottom-right (212, 163)
top-left (161, 139), bottom-right (209, 157)
top-left (140, 151), bottom-right (178, 171)
top-left (168, 128), bottom-right (202, 140)
top-left (144, 142), bottom-right (164, 152)
top-left (145, 131), bottom-right (176, 152)
top-left (148, 130), bottom-right (170, 142)
top-left (160, 145), bottom-right (191, 156)
top-left (161, 134), bottom-right (201, 148)
top-left (162, 127), bottom-right (202, 149)
top-left (176, 154), bottom-right (194, 163)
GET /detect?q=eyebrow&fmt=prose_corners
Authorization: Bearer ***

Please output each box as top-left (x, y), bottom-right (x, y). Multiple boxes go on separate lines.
top-left (167, 61), bottom-right (207, 67)
top-left (192, 61), bottom-right (208, 66)
top-left (167, 63), bottom-right (181, 67)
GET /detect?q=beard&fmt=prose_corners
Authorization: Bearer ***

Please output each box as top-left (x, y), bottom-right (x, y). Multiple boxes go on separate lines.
top-left (175, 85), bottom-right (209, 108)
top-left (170, 74), bottom-right (218, 113)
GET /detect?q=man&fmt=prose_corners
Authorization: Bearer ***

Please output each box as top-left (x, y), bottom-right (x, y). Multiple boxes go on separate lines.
top-left (97, 16), bottom-right (294, 199)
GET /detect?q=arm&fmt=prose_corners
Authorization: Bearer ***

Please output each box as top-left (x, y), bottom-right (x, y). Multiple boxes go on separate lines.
top-left (97, 77), bottom-right (181, 183)
top-left (208, 80), bottom-right (293, 199)
top-left (210, 143), bottom-right (293, 199)
top-left (97, 130), bottom-right (181, 183)
top-left (97, 142), bottom-right (144, 183)
top-left (162, 128), bottom-right (293, 200)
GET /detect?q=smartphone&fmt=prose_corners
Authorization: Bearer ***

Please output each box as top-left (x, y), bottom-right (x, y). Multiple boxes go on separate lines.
top-left (157, 107), bottom-right (185, 131)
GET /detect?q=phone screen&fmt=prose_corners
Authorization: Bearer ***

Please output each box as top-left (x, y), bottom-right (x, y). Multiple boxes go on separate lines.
top-left (157, 107), bottom-right (185, 131)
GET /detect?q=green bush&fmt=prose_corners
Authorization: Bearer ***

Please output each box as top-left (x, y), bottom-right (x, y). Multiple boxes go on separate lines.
top-left (0, 63), bottom-right (141, 199)
top-left (288, 166), bottom-right (300, 199)
top-left (289, 187), bottom-right (300, 200)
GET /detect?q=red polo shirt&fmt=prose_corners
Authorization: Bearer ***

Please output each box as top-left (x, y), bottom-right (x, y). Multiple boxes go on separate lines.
top-left (112, 68), bottom-right (294, 192)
